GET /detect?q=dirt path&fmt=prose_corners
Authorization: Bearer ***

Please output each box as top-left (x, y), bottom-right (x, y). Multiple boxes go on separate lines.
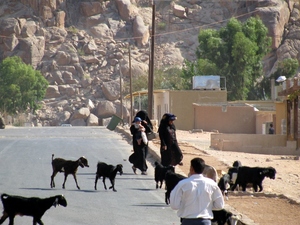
top-left (151, 130), bottom-right (300, 225)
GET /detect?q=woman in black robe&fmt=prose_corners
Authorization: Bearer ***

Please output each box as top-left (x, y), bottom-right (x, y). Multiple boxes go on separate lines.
top-left (129, 116), bottom-right (148, 175)
top-left (135, 110), bottom-right (153, 134)
top-left (158, 113), bottom-right (183, 166)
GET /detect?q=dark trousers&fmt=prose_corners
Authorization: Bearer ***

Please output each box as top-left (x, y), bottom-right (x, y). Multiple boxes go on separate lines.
top-left (181, 218), bottom-right (211, 225)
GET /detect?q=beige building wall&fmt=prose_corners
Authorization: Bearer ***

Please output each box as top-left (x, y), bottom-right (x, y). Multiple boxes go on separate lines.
top-left (210, 133), bottom-right (297, 155)
top-left (154, 90), bottom-right (227, 130)
top-left (255, 111), bottom-right (275, 134)
top-left (154, 91), bottom-right (170, 124)
top-left (275, 101), bottom-right (286, 135)
top-left (193, 104), bottom-right (256, 134)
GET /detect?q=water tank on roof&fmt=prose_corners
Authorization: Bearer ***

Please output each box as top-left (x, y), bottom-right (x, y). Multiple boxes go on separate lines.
top-left (192, 75), bottom-right (220, 90)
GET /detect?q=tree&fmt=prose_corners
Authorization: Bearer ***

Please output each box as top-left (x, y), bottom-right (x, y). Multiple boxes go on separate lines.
top-left (255, 58), bottom-right (299, 99)
top-left (183, 17), bottom-right (271, 100)
top-left (0, 56), bottom-right (48, 115)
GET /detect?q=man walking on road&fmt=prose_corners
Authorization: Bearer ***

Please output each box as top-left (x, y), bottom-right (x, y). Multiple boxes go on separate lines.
top-left (170, 157), bottom-right (224, 225)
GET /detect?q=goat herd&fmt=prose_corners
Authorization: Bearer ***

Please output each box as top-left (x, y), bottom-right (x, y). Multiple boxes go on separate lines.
top-left (0, 154), bottom-right (123, 225)
top-left (154, 160), bottom-right (277, 225)
top-left (0, 153), bottom-right (276, 225)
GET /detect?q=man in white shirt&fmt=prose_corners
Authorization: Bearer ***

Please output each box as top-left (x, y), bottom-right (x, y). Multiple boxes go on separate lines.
top-left (170, 157), bottom-right (224, 225)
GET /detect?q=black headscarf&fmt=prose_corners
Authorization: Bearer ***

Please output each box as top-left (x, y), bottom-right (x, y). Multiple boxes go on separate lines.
top-left (135, 110), bottom-right (153, 133)
top-left (158, 113), bottom-right (176, 133)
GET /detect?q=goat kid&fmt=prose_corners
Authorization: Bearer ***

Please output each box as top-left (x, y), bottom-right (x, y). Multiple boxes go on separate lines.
top-left (94, 162), bottom-right (123, 192)
top-left (218, 174), bottom-right (231, 199)
top-left (219, 160), bottom-right (243, 196)
top-left (212, 209), bottom-right (241, 225)
top-left (0, 193), bottom-right (67, 225)
top-left (154, 161), bottom-right (174, 189)
top-left (50, 154), bottom-right (89, 190)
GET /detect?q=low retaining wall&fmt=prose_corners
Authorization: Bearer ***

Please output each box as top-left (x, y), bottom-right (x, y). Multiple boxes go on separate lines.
top-left (211, 133), bottom-right (299, 155)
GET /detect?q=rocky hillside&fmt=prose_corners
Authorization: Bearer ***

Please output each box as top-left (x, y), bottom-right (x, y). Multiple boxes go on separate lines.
top-left (0, 0), bottom-right (299, 126)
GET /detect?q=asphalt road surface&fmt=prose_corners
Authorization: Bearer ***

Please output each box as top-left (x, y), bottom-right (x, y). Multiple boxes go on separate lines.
top-left (0, 127), bottom-right (179, 225)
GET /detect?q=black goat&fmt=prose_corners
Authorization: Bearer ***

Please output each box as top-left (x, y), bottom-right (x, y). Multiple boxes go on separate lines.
top-left (164, 165), bottom-right (218, 205)
top-left (212, 209), bottom-right (239, 225)
top-left (232, 160), bottom-right (242, 168)
top-left (231, 166), bottom-right (276, 192)
top-left (218, 173), bottom-right (231, 198)
top-left (94, 162), bottom-right (123, 192)
top-left (154, 161), bottom-right (175, 189)
top-left (164, 172), bottom-right (238, 225)
top-left (164, 171), bottom-right (186, 205)
top-left (0, 193), bottom-right (67, 225)
top-left (50, 154), bottom-right (89, 190)
top-left (225, 161), bottom-right (242, 192)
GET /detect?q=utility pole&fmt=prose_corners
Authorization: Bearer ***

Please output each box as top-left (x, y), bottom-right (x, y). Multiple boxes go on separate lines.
top-left (119, 63), bottom-right (123, 125)
top-left (148, 3), bottom-right (155, 119)
top-left (129, 45), bottom-right (133, 124)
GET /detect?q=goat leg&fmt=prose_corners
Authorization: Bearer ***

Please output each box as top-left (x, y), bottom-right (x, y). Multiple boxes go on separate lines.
top-left (159, 182), bottom-right (163, 189)
top-left (109, 179), bottom-right (116, 192)
top-left (50, 171), bottom-right (58, 188)
top-left (258, 184), bottom-right (263, 192)
top-left (62, 174), bottom-right (68, 189)
top-left (242, 184), bottom-right (247, 192)
top-left (73, 174), bottom-right (80, 190)
top-left (8, 215), bottom-right (15, 225)
top-left (94, 175), bottom-right (99, 190)
top-left (165, 193), bottom-right (170, 205)
top-left (33, 217), bottom-right (43, 225)
top-left (102, 177), bottom-right (107, 190)
top-left (0, 212), bottom-right (8, 224)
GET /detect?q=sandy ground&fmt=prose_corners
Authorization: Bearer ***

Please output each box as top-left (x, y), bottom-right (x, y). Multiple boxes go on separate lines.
top-left (151, 130), bottom-right (300, 225)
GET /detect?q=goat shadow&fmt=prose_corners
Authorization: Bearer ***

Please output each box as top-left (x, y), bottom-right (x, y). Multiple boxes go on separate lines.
top-left (76, 172), bottom-right (95, 176)
top-left (132, 203), bottom-right (168, 207)
top-left (129, 188), bottom-right (153, 191)
top-left (20, 187), bottom-right (97, 193)
top-left (20, 187), bottom-right (54, 191)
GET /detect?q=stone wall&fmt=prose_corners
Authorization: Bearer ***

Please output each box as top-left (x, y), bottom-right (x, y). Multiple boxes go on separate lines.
top-left (211, 133), bottom-right (298, 155)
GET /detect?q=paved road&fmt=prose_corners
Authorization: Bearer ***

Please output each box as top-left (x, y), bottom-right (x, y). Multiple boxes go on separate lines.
top-left (0, 127), bottom-right (179, 225)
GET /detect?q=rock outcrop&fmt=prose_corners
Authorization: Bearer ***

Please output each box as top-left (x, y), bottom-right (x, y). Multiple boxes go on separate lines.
top-left (0, 0), bottom-right (299, 126)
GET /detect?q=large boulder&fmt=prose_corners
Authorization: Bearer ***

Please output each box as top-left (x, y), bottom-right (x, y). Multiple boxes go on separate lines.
top-left (87, 113), bottom-right (99, 126)
top-left (133, 15), bottom-right (149, 47)
top-left (0, 18), bottom-right (21, 37)
top-left (80, 2), bottom-right (104, 17)
top-left (17, 36), bottom-right (45, 69)
top-left (115, 0), bottom-right (135, 21)
top-left (255, 0), bottom-right (290, 49)
top-left (45, 85), bottom-right (61, 98)
top-left (3, 34), bottom-right (19, 51)
top-left (102, 80), bottom-right (120, 101)
top-left (173, 4), bottom-right (187, 18)
top-left (119, 58), bottom-right (148, 77)
top-left (90, 24), bottom-right (114, 40)
top-left (70, 107), bottom-right (90, 122)
top-left (95, 100), bottom-right (117, 118)
top-left (58, 85), bottom-right (78, 97)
